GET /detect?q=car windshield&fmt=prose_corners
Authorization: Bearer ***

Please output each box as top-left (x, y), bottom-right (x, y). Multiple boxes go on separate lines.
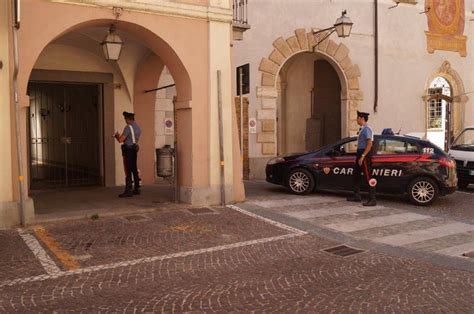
top-left (451, 128), bottom-right (474, 151)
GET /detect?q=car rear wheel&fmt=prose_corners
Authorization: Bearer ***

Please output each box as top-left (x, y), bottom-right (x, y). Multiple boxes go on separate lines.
top-left (407, 177), bottom-right (439, 206)
top-left (287, 168), bottom-right (315, 195)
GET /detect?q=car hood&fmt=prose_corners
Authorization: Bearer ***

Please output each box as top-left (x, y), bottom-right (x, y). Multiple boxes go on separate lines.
top-left (282, 152), bottom-right (307, 160)
top-left (448, 149), bottom-right (474, 161)
top-left (449, 145), bottom-right (474, 152)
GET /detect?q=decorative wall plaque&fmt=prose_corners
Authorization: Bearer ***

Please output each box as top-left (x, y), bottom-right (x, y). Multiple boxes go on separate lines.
top-left (425, 0), bottom-right (467, 57)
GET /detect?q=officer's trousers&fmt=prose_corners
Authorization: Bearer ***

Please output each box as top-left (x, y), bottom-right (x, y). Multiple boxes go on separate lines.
top-left (122, 145), bottom-right (140, 192)
top-left (352, 149), bottom-right (376, 200)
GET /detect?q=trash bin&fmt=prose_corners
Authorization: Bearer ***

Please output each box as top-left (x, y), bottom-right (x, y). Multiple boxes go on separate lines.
top-left (156, 145), bottom-right (174, 177)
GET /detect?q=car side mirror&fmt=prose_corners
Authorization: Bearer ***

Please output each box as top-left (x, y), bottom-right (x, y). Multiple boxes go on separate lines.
top-left (327, 149), bottom-right (341, 157)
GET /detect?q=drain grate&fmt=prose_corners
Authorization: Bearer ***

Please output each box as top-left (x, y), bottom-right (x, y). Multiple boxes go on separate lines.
top-left (187, 207), bottom-right (215, 215)
top-left (323, 245), bottom-right (364, 257)
top-left (123, 214), bottom-right (150, 222)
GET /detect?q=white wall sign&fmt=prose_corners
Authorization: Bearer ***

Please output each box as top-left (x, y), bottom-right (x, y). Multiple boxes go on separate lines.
top-left (249, 118), bottom-right (257, 134)
top-left (164, 118), bottom-right (174, 134)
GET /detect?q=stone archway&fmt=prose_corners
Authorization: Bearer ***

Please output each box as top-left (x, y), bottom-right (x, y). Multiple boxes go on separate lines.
top-left (256, 28), bottom-right (363, 156)
top-left (423, 60), bottom-right (468, 140)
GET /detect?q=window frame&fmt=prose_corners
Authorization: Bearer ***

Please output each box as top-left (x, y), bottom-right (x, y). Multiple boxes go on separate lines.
top-left (375, 138), bottom-right (421, 155)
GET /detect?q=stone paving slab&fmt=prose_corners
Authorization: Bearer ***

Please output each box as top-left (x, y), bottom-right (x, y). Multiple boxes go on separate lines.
top-left (374, 222), bottom-right (474, 246)
top-left (0, 235), bottom-right (472, 312)
top-left (405, 230), bottom-right (474, 253)
top-left (29, 207), bottom-right (288, 269)
top-left (325, 213), bottom-right (430, 233)
top-left (0, 230), bottom-right (47, 281)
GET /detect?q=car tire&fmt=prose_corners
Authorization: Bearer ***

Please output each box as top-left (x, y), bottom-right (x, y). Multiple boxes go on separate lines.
top-left (458, 180), bottom-right (469, 189)
top-left (407, 177), bottom-right (439, 206)
top-left (286, 168), bottom-right (315, 195)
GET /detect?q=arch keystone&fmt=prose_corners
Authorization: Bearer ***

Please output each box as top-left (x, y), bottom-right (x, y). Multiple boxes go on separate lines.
top-left (295, 29), bottom-right (309, 50)
top-left (315, 31), bottom-right (330, 51)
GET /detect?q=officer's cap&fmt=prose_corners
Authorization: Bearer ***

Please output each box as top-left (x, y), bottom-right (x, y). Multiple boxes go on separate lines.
top-left (357, 111), bottom-right (370, 120)
top-left (123, 111), bottom-right (135, 119)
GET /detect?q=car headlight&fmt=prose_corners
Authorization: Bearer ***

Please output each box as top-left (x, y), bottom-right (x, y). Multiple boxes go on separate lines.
top-left (267, 157), bottom-right (285, 165)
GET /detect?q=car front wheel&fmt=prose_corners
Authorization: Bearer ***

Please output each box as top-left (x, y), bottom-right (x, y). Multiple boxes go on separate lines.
top-left (407, 177), bottom-right (439, 206)
top-left (286, 168), bottom-right (315, 195)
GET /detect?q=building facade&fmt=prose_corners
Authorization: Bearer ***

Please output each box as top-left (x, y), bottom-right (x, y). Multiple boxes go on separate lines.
top-left (0, 0), bottom-right (248, 227)
top-left (232, 0), bottom-right (474, 179)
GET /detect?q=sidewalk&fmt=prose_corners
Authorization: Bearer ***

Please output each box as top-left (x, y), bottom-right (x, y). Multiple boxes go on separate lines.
top-left (0, 199), bottom-right (472, 312)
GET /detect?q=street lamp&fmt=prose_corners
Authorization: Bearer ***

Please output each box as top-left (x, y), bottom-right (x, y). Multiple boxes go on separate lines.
top-left (101, 23), bottom-right (123, 61)
top-left (312, 10), bottom-right (353, 49)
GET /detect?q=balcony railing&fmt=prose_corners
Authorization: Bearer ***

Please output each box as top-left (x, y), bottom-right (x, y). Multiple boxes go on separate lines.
top-left (233, 0), bottom-right (248, 26)
top-left (232, 0), bottom-right (250, 40)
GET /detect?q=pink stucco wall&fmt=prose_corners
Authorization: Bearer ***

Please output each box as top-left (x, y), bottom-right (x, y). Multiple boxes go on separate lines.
top-left (18, 0), bottom-right (210, 190)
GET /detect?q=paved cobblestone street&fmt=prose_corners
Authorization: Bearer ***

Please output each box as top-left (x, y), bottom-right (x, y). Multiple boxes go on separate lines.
top-left (1, 182), bottom-right (473, 312)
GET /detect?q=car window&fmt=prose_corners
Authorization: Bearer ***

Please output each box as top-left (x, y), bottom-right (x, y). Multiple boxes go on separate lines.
top-left (334, 139), bottom-right (357, 156)
top-left (377, 139), bottom-right (419, 154)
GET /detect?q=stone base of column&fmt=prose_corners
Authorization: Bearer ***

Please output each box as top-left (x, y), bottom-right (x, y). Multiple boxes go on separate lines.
top-left (179, 184), bottom-right (238, 206)
top-left (0, 198), bottom-right (35, 228)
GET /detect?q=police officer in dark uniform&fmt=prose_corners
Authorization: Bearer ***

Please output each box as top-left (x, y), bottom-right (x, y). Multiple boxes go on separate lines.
top-left (347, 111), bottom-right (377, 206)
top-left (114, 111), bottom-right (142, 197)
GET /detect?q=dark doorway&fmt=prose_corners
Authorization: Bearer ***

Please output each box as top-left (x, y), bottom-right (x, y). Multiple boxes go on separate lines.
top-left (306, 59), bottom-right (341, 150)
top-left (28, 82), bottom-right (102, 189)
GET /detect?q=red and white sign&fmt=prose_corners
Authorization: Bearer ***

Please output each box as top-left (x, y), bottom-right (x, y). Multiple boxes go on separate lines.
top-left (164, 118), bottom-right (174, 134)
top-left (249, 118), bottom-right (257, 134)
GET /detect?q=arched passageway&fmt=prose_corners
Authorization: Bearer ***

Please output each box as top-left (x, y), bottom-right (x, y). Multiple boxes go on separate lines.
top-left (9, 1), bottom-right (244, 222)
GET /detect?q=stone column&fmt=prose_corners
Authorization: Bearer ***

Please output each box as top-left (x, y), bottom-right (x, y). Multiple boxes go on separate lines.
top-left (0, 0), bottom-right (16, 227)
top-left (206, 7), bottom-right (244, 204)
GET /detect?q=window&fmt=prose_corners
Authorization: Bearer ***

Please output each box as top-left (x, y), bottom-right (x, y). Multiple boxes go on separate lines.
top-left (377, 139), bottom-right (419, 154)
top-left (335, 140), bottom-right (357, 156)
top-left (428, 88), bottom-right (442, 129)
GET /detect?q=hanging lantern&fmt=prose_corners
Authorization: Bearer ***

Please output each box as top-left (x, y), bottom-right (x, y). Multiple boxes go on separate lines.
top-left (101, 24), bottom-right (123, 61)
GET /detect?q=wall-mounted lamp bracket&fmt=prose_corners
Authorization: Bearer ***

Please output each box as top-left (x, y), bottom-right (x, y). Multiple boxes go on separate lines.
top-left (144, 84), bottom-right (176, 93)
top-left (388, 2), bottom-right (400, 9)
top-left (420, 7), bottom-right (430, 14)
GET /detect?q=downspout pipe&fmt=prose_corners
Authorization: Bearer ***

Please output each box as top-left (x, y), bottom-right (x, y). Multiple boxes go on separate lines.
top-left (12, 0), bottom-right (26, 226)
top-left (373, 0), bottom-right (379, 113)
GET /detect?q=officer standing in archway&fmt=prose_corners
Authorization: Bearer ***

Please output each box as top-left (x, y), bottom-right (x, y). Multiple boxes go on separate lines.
top-left (347, 111), bottom-right (377, 206)
top-left (114, 111), bottom-right (142, 197)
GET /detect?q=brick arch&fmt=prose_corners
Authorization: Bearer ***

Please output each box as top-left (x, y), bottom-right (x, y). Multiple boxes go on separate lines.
top-left (256, 28), bottom-right (363, 156)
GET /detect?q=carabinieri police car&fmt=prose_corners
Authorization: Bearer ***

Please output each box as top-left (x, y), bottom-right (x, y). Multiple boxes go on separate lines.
top-left (266, 135), bottom-right (457, 206)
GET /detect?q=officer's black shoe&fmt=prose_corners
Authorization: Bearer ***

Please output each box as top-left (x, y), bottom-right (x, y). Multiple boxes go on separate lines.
top-left (346, 194), bottom-right (362, 202)
top-left (119, 191), bottom-right (133, 198)
top-left (133, 189), bottom-right (141, 195)
top-left (362, 199), bottom-right (377, 207)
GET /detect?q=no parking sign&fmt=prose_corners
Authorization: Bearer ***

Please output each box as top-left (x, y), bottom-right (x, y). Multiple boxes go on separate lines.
top-left (249, 118), bottom-right (256, 134)
top-left (164, 118), bottom-right (174, 134)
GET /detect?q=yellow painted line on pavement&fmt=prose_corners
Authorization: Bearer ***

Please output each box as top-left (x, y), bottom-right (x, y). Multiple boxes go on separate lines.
top-left (33, 227), bottom-right (80, 270)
